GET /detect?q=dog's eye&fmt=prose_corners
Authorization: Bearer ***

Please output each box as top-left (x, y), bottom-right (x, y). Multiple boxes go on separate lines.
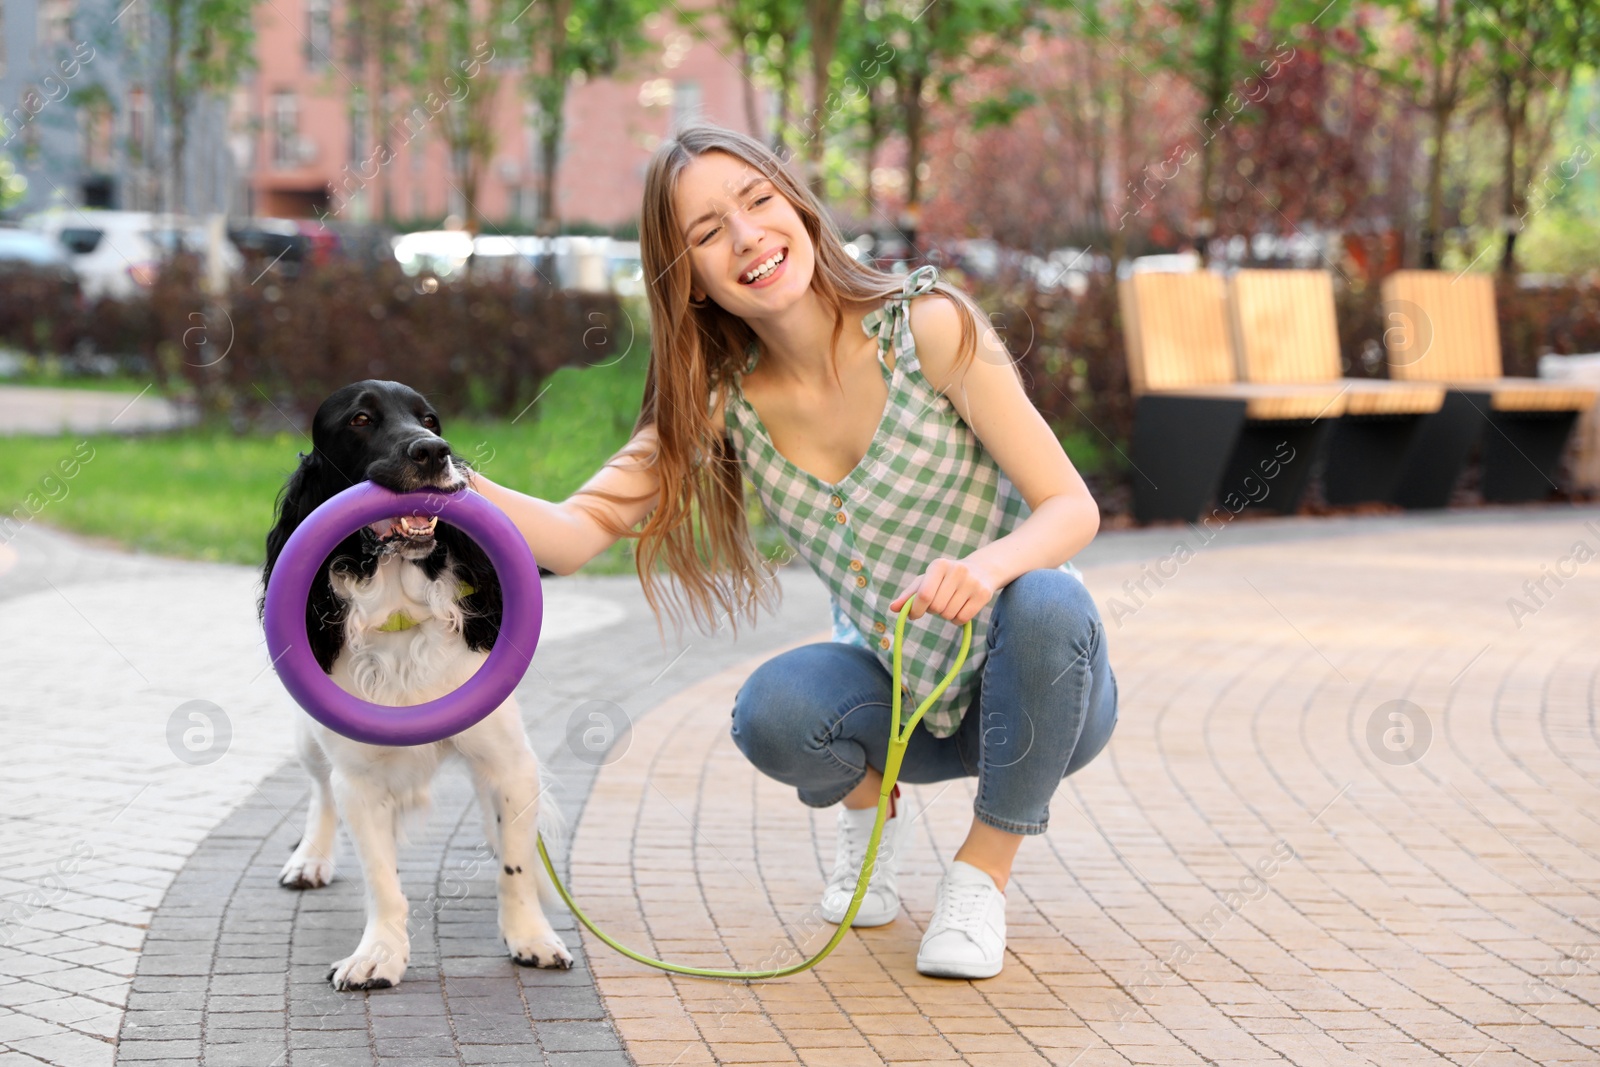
top-left (349, 412), bottom-right (372, 427)
top-left (422, 413), bottom-right (439, 430)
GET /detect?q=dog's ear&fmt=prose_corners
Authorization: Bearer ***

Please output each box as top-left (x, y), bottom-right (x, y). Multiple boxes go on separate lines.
top-left (434, 522), bottom-right (503, 654)
top-left (260, 450), bottom-right (325, 619)
top-left (308, 536), bottom-right (369, 674)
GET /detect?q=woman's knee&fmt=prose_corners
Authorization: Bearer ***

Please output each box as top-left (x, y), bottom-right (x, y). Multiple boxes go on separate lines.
top-left (994, 568), bottom-right (1102, 652)
top-left (729, 643), bottom-right (877, 772)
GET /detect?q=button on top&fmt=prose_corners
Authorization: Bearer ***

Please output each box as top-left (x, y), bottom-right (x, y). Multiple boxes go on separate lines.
top-left (874, 621), bottom-right (886, 633)
top-left (849, 559), bottom-right (863, 572)
top-left (830, 494), bottom-right (843, 508)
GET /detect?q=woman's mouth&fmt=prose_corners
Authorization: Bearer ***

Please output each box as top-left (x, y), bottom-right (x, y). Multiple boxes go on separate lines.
top-left (739, 247), bottom-right (787, 287)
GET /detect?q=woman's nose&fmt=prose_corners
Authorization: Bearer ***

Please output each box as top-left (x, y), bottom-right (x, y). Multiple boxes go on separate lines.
top-left (729, 210), bottom-right (763, 249)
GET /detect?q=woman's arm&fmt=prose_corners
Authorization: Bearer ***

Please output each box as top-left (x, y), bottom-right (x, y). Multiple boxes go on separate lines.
top-left (885, 294), bottom-right (1101, 622)
top-left (468, 424), bottom-right (662, 577)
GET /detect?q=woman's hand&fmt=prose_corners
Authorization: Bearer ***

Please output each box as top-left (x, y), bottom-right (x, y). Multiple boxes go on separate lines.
top-left (888, 557), bottom-right (998, 625)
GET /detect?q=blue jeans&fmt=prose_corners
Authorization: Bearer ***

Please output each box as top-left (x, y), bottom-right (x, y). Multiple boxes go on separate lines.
top-left (729, 568), bottom-right (1119, 835)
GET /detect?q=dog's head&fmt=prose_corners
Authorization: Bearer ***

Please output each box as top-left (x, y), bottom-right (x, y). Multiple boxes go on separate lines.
top-left (310, 379), bottom-right (467, 495)
top-left (260, 380), bottom-right (502, 672)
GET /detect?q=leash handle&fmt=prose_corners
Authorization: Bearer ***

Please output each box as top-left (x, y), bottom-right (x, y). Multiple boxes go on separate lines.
top-left (882, 599), bottom-right (972, 803)
top-left (538, 601), bottom-right (972, 981)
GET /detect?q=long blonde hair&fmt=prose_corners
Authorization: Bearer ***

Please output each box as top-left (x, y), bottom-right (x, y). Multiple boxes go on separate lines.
top-left (569, 121), bottom-right (995, 646)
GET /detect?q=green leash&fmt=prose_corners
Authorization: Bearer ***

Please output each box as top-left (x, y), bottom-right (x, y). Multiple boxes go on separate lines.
top-left (535, 600), bottom-right (972, 979)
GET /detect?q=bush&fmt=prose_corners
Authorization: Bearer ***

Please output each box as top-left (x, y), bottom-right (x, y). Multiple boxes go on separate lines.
top-left (1497, 279), bottom-right (1600, 373)
top-left (116, 257), bottom-right (627, 426)
top-left (0, 267), bottom-right (82, 357)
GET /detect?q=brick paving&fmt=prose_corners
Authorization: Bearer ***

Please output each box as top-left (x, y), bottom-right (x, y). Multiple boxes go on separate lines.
top-left (0, 519), bottom-right (833, 1067)
top-left (0, 525), bottom-right (296, 1067)
top-left (4, 507), bottom-right (1600, 1066)
top-left (570, 507), bottom-right (1600, 1067)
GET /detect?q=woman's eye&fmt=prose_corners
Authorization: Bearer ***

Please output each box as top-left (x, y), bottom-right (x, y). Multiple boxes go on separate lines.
top-left (753, 195), bottom-right (772, 207)
top-left (698, 227), bottom-right (718, 246)
top-left (350, 412), bottom-right (372, 427)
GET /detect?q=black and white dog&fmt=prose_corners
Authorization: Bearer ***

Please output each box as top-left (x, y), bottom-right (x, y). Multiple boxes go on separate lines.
top-left (260, 379), bottom-right (571, 990)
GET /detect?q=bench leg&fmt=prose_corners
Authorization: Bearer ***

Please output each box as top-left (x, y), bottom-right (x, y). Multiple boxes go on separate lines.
top-left (1321, 414), bottom-right (1426, 506)
top-left (1480, 407), bottom-right (1581, 502)
top-left (1130, 395), bottom-right (1247, 524)
top-left (1222, 420), bottom-right (1330, 516)
top-left (1391, 390), bottom-right (1487, 509)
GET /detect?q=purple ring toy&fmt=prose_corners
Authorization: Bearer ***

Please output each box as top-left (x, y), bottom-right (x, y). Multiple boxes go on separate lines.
top-left (263, 481), bottom-right (542, 746)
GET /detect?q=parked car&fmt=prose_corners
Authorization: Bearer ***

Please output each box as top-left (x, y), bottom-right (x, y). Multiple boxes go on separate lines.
top-left (21, 208), bottom-right (243, 299)
top-left (1119, 251), bottom-right (1203, 279)
top-left (391, 229), bottom-right (476, 279)
top-left (392, 230), bottom-right (641, 294)
top-left (0, 226), bottom-right (79, 285)
top-left (229, 217), bottom-right (306, 279)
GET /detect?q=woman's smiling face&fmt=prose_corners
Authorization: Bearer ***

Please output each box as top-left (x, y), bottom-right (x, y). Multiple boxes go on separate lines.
top-left (676, 151), bottom-right (810, 312)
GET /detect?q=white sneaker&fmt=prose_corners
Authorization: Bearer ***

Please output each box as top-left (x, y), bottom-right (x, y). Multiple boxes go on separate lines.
top-left (916, 860), bottom-right (1007, 978)
top-left (819, 789), bottom-right (904, 927)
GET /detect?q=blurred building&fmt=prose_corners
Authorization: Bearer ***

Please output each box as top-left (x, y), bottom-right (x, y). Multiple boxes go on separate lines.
top-left (0, 0), bottom-right (239, 216)
top-left (1, 0), bottom-right (763, 228)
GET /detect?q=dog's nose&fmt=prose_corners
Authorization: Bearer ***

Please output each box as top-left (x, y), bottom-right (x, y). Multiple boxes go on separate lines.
top-left (408, 437), bottom-right (452, 466)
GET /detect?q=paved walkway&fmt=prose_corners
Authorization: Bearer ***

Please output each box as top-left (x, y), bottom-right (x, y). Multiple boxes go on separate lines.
top-left (0, 386), bottom-right (195, 436)
top-left (1, 507), bottom-right (1598, 1066)
top-left (573, 508), bottom-right (1600, 1066)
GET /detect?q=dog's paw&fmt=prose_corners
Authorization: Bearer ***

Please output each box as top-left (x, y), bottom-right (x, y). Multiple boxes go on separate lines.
top-left (279, 849), bottom-right (335, 890)
top-left (506, 930), bottom-right (573, 970)
top-left (329, 941), bottom-right (408, 991)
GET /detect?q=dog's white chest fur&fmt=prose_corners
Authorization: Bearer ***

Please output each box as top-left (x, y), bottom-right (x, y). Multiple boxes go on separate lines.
top-left (329, 554), bottom-right (483, 707)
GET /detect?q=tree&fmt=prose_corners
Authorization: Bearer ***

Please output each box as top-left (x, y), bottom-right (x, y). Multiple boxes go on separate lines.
top-left (409, 0), bottom-right (516, 234)
top-left (1138, 0), bottom-right (1337, 259)
top-left (1339, 0), bottom-right (1489, 267)
top-left (155, 0), bottom-right (255, 212)
top-left (838, 11), bottom-right (898, 224)
top-left (1040, 0), bottom-right (1151, 264)
top-left (1471, 0), bottom-right (1599, 272)
top-left (878, 0), bottom-right (1038, 249)
top-left (518, 0), bottom-right (653, 236)
top-left (0, 153), bottom-right (24, 212)
top-left (696, 0), bottom-right (779, 139)
top-left (800, 0), bottom-right (849, 194)
top-left (345, 0), bottom-right (408, 220)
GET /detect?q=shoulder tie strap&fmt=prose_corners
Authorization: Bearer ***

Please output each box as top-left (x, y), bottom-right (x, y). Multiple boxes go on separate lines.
top-left (860, 264), bottom-right (940, 342)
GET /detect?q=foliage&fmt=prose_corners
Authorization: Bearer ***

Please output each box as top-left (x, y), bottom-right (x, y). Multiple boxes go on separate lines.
top-left (519, 0), bottom-right (656, 233)
top-left (152, 0), bottom-right (257, 209)
top-left (0, 259), bottom-right (628, 425)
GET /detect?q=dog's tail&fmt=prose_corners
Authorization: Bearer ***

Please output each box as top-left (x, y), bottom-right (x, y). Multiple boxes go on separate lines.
top-left (532, 772), bottom-right (570, 913)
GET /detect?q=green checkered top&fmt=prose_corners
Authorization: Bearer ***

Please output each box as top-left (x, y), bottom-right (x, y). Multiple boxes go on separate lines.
top-left (722, 264), bottom-right (1084, 738)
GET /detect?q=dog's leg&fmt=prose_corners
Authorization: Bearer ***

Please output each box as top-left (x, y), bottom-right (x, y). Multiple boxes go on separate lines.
top-left (327, 769), bottom-right (411, 990)
top-left (472, 774), bottom-right (503, 862)
top-left (280, 722), bottom-right (338, 889)
top-left (460, 712), bottom-right (573, 970)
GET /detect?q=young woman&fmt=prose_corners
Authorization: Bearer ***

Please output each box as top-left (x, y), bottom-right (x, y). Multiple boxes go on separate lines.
top-left (470, 122), bottom-right (1118, 979)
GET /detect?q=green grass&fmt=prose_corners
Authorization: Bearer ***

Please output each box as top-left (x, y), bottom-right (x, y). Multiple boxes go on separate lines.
top-left (1, 372), bottom-right (160, 393)
top-left (0, 340), bottom-right (793, 574)
top-left (0, 327), bottom-right (1105, 571)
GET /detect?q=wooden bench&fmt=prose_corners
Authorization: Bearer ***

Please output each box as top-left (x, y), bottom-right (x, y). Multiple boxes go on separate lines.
top-left (1119, 271), bottom-right (1350, 523)
top-left (1228, 270), bottom-right (1444, 506)
top-left (1381, 271), bottom-right (1599, 504)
